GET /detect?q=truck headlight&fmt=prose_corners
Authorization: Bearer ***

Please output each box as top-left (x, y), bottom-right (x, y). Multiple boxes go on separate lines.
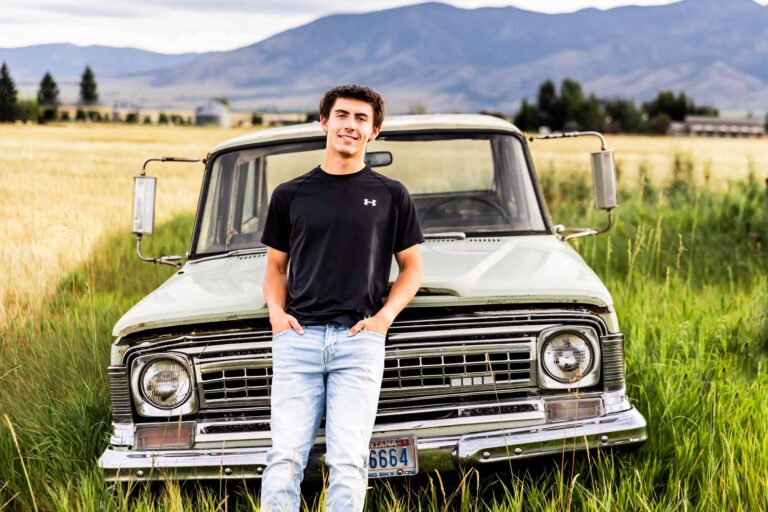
top-left (542, 332), bottom-right (593, 382)
top-left (131, 354), bottom-right (198, 416)
top-left (141, 359), bottom-right (191, 409)
top-left (538, 328), bottom-right (600, 389)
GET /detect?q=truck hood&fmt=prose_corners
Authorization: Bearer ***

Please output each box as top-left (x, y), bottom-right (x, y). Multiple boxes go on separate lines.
top-left (113, 235), bottom-right (613, 337)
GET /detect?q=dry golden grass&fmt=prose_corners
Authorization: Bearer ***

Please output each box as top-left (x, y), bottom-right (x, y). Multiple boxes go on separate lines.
top-left (0, 123), bottom-right (251, 329)
top-left (528, 133), bottom-right (768, 189)
top-left (1, 124), bottom-right (766, 329)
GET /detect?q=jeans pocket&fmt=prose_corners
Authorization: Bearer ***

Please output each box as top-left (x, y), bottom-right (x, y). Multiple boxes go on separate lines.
top-left (272, 328), bottom-right (293, 339)
top-left (361, 328), bottom-right (387, 340)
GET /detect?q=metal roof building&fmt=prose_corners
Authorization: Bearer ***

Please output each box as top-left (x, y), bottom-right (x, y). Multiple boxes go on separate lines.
top-left (670, 116), bottom-right (764, 137)
top-left (195, 100), bottom-right (230, 128)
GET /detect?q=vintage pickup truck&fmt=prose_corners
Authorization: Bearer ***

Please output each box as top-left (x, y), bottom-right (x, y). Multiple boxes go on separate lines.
top-left (98, 114), bottom-right (647, 481)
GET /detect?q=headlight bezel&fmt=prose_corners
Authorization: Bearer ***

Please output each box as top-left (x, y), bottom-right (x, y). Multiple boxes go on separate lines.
top-left (130, 353), bottom-right (198, 417)
top-left (537, 327), bottom-right (601, 389)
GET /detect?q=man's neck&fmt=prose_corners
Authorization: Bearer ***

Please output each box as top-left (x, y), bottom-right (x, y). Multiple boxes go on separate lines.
top-left (321, 153), bottom-right (366, 175)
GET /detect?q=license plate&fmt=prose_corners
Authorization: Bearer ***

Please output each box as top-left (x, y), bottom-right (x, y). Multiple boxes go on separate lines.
top-left (368, 435), bottom-right (418, 478)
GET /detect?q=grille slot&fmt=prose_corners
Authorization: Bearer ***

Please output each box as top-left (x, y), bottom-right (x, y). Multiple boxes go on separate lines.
top-left (387, 311), bottom-right (607, 339)
top-left (108, 366), bottom-right (132, 422)
top-left (198, 400), bottom-right (539, 433)
top-left (202, 422), bottom-right (270, 434)
top-left (601, 333), bottom-right (625, 391)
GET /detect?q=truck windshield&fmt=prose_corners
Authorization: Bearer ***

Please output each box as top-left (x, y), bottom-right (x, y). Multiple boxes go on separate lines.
top-left (193, 132), bottom-right (546, 256)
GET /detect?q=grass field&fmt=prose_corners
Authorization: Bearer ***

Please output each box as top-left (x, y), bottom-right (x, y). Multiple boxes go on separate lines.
top-left (531, 133), bottom-right (768, 191)
top-left (1, 125), bottom-right (767, 510)
top-left (0, 124), bottom-right (251, 330)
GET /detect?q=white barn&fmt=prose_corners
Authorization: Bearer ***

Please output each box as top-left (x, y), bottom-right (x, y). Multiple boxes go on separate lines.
top-left (195, 100), bottom-right (230, 128)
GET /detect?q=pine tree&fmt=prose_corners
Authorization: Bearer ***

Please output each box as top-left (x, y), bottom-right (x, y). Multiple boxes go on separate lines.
top-left (577, 93), bottom-right (606, 132)
top-left (79, 65), bottom-right (99, 105)
top-left (604, 99), bottom-right (644, 133)
top-left (559, 78), bottom-right (586, 129)
top-left (513, 99), bottom-right (541, 132)
top-left (536, 80), bottom-right (558, 130)
top-left (37, 72), bottom-right (60, 106)
top-left (37, 71), bottom-right (60, 122)
top-left (0, 62), bottom-right (18, 122)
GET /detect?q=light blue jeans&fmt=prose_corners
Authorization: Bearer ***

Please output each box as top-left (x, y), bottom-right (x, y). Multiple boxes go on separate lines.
top-left (260, 323), bottom-right (386, 512)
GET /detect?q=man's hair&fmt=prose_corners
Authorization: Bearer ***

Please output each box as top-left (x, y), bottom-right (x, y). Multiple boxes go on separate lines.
top-left (319, 84), bottom-right (385, 130)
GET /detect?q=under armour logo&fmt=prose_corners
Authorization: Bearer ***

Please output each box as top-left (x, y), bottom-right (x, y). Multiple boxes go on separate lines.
top-left (363, 198), bottom-right (377, 206)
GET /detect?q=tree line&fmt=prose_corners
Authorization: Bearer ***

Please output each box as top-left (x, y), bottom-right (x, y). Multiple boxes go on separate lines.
top-left (0, 62), bottom-right (98, 122)
top-left (0, 62), bottom-right (201, 125)
top-left (498, 77), bottom-right (767, 134)
top-left (2, 62), bottom-right (766, 131)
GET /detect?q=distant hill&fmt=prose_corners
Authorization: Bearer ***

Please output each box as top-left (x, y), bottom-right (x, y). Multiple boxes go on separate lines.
top-left (0, 43), bottom-right (208, 82)
top-left (4, 0), bottom-right (768, 111)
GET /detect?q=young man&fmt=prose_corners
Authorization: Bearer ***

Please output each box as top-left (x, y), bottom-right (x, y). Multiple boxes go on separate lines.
top-left (259, 84), bottom-right (424, 512)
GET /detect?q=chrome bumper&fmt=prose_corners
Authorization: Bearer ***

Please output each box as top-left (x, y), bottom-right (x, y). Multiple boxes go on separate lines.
top-left (99, 407), bottom-right (646, 481)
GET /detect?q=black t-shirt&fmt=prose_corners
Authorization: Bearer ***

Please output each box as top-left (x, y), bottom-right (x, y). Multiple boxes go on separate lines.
top-left (260, 165), bottom-right (425, 327)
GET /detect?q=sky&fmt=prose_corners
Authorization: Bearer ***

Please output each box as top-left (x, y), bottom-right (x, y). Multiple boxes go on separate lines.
top-left (2, 0), bottom-right (768, 54)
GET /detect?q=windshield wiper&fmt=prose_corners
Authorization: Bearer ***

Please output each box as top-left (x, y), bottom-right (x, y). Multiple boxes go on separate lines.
top-left (190, 246), bottom-right (267, 264)
top-left (226, 247), bottom-right (268, 256)
top-left (423, 232), bottom-right (467, 240)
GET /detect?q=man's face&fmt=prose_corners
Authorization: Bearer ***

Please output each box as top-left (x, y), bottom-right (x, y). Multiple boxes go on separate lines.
top-left (321, 97), bottom-right (380, 158)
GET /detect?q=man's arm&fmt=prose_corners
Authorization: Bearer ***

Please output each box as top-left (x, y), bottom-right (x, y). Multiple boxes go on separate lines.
top-left (263, 247), bottom-right (304, 335)
top-left (348, 243), bottom-right (422, 336)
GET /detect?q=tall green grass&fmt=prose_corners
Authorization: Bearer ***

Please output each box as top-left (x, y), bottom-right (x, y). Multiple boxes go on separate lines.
top-left (1, 154), bottom-right (767, 510)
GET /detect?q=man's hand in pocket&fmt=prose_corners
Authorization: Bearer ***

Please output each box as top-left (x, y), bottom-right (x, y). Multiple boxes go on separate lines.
top-left (270, 310), bottom-right (304, 335)
top-left (348, 312), bottom-right (392, 336)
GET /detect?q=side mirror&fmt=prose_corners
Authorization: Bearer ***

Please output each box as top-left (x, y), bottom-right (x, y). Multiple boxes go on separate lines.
top-left (590, 150), bottom-right (618, 210)
top-left (133, 156), bottom-right (201, 267)
top-left (132, 176), bottom-right (157, 235)
top-left (535, 131), bottom-right (616, 241)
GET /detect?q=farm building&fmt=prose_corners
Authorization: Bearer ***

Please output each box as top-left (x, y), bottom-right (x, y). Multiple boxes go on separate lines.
top-left (195, 100), bottom-right (230, 127)
top-left (669, 116), bottom-right (764, 137)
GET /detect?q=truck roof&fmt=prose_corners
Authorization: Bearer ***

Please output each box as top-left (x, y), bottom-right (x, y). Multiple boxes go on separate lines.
top-left (212, 114), bottom-right (523, 153)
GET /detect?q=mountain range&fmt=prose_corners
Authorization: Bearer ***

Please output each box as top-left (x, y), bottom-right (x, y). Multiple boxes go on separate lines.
top-left (2, 0), bottom-right (767, 112)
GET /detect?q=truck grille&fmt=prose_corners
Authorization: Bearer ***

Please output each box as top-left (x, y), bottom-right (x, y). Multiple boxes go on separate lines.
top-left (197, 360), bottom-right (272, 409)
top-left (195, 331), bottom-right (536, 409)
top-left (380, 339), bottom-right (535, 396)
top-left (124, 308), bottom-right (608, 415)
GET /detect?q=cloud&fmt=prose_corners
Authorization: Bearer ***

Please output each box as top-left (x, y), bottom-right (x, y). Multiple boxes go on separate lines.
top-left (0, 2), bottom-right (314, 53)
top-left (130, 0), bottom-right (326, 13)
top-left (10, 0), bottom-right (144, 19)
